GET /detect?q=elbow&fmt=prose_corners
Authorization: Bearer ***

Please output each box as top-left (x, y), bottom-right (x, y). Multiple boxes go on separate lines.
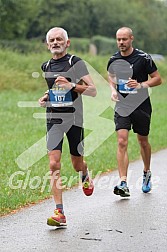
top-left (91, 87), bottom-right (97, 97)
top-left (92, 89), bottom-right (97, 97)
top-left (87, 86), bottom-right (97, 97)
top-left (160, 78), bottom-right (162, 85)
top-left (158, 77), bottom-right (162, 86)
top-left (154, 76), bottom-right (162, 87)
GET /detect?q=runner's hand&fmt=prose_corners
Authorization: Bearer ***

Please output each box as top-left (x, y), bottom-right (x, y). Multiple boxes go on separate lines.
top-left (111, 89), bottom-right (119, 102)
top-left (55, 76), bottom-right (72, 90)
top-left (127, 78), bottom-right (141, 89)
top-left (38, 94), bottom-right (48, 107)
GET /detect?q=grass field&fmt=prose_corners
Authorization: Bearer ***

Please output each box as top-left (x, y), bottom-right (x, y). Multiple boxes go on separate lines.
top-left (0, 49), bottom-right (167, 215)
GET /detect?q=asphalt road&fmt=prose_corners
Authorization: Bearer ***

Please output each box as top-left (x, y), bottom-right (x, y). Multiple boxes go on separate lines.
top-left (1, 149), bottom-right (167, 252)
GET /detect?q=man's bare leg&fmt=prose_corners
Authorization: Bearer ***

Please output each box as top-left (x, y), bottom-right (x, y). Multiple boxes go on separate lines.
top-left (117, 129), bottom-right (129, 181)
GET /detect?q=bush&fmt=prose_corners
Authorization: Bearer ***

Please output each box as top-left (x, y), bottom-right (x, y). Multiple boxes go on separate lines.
top-left (0, 36), bottom-right (118, 56)
top-left (0, 38), bottom-right (46, 54)
top-left (0, 38), bottom-right (91, 54)
top-left (91, 35), bottom-right (117, 55)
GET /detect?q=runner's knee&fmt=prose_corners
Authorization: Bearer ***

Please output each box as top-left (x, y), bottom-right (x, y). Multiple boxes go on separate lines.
top-left (138, 139), bottom-right (149, 148)
top-left (118, 137), bottom-right (128, 149)
top-left (49, 160), bottom-right (61, 173)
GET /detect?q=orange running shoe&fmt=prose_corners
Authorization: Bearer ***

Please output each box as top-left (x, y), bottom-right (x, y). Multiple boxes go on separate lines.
top-left (82, 177), bottom-right (94, 196)
top-left (47, 209), bottom-right (67, 226)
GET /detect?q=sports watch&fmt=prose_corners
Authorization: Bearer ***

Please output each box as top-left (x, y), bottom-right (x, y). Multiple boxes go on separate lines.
top-left (71, 83), bottom-right (76, 90)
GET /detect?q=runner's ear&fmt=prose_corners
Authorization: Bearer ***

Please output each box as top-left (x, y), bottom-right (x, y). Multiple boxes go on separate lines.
top-left (66, 39), bottom-right (70, 48)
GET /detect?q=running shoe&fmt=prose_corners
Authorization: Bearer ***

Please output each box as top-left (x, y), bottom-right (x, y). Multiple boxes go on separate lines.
top-left (47, 209), bottom-right (67, 226)
top-left (114, 181), bottom-right (130, 197)
top-left (142, 170), bottom-right (152, 193)
top-left (82, 177), bottom-right (94, 196)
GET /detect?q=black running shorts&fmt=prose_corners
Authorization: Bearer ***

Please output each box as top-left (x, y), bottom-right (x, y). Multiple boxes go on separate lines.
top-left (114, 109), bottom-right (152, 136)
top-left (47, 120), bottom-right (84, 156)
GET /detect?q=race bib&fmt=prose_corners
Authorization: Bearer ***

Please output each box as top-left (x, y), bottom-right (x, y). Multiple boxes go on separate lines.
top-left (118, 79), bottom-right (137, 94)
top-left (49, 88), bottom-right (73, 107)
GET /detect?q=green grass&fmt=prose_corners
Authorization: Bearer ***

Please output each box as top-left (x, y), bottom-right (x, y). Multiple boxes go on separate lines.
top-left (0, 48), bottom-right (167, 215)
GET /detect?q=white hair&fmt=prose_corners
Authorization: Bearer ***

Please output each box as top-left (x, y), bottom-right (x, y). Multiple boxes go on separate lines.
top-left (46, 27), bottom-right (68, 43)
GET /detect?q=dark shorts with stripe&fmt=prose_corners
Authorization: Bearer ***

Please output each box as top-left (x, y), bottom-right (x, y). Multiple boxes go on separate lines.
top-left (114, 108), bottom-right (152, 136)
top-left (46, 117), bottom-right (84, 156)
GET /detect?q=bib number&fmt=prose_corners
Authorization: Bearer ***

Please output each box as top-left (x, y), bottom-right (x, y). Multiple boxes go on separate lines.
top-left (118, 79), bottom-right (137, 94)
top-left (49, 88), bottom-right (73, 107)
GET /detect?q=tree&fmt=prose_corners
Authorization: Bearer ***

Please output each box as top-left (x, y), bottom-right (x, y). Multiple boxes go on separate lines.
top-left (27, 0), bottom-right (95, 39)
top-left (0, 0), bottom-right (42, 39)
top-left (0, 0), bottom-right (167, 54)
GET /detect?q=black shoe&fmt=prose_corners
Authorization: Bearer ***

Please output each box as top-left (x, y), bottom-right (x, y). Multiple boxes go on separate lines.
top-left (114, 181), bottom-right (130, 197)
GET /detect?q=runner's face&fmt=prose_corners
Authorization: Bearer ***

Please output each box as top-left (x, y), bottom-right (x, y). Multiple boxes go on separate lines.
top-left (47, 30), bottom-right (70, 55)
top-left (116, 31), bottom-right (133, 53)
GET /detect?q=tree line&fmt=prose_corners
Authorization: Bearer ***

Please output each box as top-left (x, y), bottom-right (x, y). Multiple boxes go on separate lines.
top-left (0, 0), bottom-right (167, 54)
